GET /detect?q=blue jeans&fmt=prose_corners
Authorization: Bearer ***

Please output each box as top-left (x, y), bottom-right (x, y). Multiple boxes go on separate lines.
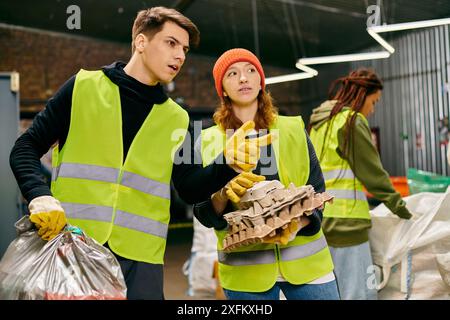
top-left (329, 241), bottom-right (378, 300)
top-left (223, 280), bottom-right (340, 300)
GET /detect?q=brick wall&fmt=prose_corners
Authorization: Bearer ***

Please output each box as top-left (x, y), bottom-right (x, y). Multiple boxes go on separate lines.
top-left (0, 24), bottom-right (304, 116)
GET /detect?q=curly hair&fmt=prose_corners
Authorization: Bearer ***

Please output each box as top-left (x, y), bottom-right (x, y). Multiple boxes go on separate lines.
top-left (213, 90), bottom-right (278, 131)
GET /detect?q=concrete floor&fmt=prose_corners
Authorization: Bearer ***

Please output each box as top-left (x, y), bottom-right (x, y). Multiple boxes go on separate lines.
top-left (163, 225), bottom-right (220, 300)
top-left (163, 241), bottom-right (195, 300)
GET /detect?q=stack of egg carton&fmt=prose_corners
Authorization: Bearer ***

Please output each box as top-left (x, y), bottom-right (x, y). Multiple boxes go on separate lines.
top-left (222, 180), bottom-right (333, 251)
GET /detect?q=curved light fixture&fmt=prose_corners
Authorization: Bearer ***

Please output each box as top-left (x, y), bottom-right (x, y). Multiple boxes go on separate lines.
top-left (266, 17), bottom-right (450, 85)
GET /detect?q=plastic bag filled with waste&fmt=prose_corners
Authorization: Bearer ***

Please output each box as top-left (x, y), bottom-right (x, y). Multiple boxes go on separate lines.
top-left (0, 215), bottom-right (126, 300)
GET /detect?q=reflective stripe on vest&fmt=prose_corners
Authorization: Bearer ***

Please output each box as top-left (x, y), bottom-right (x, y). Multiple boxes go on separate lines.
top-left (218, 249), bottom-right (276, 266)
top-left (218, 234), bottom-right (328, 266)
top-left (60, 203), bottom-right (168, 239)
top-left (279, 234), bottom-right (328, 261)
top-left (114, 210), bottom-right (168, 239)
top-left (327, 189), bottom-right (367, 201)
top-left (53, 163), bottom-right (171, 200)
top-left (310, 109), bottom-right (370, 220)
top-left (201, 116), bottom-right (334, 292)
top-left (61, 202), bottom-right (113, 222)
top-left (120, 171), bottom-right (170, 199)
top-left (51, 69), bottom-right (189, 264)
top-left (323, 169), bottom-right (355, 181)
top-left (52, 163), bottom-right (119, 183)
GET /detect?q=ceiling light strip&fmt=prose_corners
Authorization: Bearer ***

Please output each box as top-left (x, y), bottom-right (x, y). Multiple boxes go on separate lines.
top-left (265, 72), bottom-right (315, 84)
top-left (266, 17), bottom-right (450, 84)
top-left (299, 51), bottom-right (390, 65)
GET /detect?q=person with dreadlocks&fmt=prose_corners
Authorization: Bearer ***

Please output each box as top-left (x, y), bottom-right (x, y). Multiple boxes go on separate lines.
top-left (309, 68), bottom-right (412, 300)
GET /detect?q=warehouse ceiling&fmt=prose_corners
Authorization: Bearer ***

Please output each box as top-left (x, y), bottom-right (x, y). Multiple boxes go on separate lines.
top-left (1, 0), bottom-right (450, 69)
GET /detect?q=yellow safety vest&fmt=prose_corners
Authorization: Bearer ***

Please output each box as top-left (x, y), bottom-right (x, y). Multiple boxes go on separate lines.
top-left (51, 69), bottom-right (189, 264)
top-left (201, 116), bottom-right (334, 292)
top-left (309, 109), bottom-right (370, 220)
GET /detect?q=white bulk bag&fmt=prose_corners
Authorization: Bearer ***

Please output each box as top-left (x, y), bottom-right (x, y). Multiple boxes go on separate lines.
top-left (182, 217), bottom-right (218, 297)
top-left (369, 187), bottom-right (450, 299)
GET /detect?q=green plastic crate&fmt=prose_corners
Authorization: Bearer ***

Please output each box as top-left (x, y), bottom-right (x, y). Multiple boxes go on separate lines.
top-left (407, 168), bottom-right (450, 194)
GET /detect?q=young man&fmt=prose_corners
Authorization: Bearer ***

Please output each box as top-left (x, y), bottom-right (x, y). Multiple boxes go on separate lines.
top-left (9, 7), bottom-right (265, 299)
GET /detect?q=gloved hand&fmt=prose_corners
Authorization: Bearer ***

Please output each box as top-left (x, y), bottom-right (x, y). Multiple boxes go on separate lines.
top-left (394, 206), bottom-right (413, 220)
top-left (262, 216), bottom-right (310, 245)
top-left (28, 196), bottom-right (67, 241)
top-left (215, 172), bottom-right (266, 204)
top-left (224, 120), bottom-right (273, 172)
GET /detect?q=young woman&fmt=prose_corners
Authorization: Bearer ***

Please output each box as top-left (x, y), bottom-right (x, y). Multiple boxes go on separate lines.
top-left (193, 48), bottom-right (339, 300)
top-left (309, 68), bottom-right (412, 300)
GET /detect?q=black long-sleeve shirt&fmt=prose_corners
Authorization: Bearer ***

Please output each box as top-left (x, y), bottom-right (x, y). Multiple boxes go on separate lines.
top-left (193, 129), bottom-right (326, 236)
top-left (9, 61), bottom-right (237, 205)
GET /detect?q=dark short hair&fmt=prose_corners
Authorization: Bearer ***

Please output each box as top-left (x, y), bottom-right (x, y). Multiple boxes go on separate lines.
top-left (131, 7), bottom-right (200, 54)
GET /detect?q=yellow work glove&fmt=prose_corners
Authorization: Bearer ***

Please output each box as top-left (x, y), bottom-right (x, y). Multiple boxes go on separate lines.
top-left (28, 195), bottom-right (67, 241)
top-left (262, 219), bottom-right (299, 245)
top-left (217, 172), bottom-right (266, 203)
top-left (263, 217), bottom-right (310, 245)
top-left (224, 120), bottom-right (273, 173)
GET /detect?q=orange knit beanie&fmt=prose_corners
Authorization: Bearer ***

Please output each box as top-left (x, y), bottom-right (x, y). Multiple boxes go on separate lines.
top-left (212, 48), bottom-right (265, 98)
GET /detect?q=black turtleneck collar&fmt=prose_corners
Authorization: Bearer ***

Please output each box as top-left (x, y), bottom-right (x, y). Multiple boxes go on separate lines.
top-left (101, 61), bottom-right (168, 105)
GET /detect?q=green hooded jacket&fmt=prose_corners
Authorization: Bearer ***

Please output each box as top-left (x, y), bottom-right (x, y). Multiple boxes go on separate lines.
top-left (310, 100), bottom-right (411, 247)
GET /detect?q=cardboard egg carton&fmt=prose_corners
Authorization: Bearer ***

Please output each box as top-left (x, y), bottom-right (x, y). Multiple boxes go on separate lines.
top-left (222, 181), bottom-right (334, 252)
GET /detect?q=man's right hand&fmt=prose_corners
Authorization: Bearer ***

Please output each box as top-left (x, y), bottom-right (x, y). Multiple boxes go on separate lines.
top-left (224, 120), bottom-right (273, 173)
top-left (28, 196), bottom-right (67, 241)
